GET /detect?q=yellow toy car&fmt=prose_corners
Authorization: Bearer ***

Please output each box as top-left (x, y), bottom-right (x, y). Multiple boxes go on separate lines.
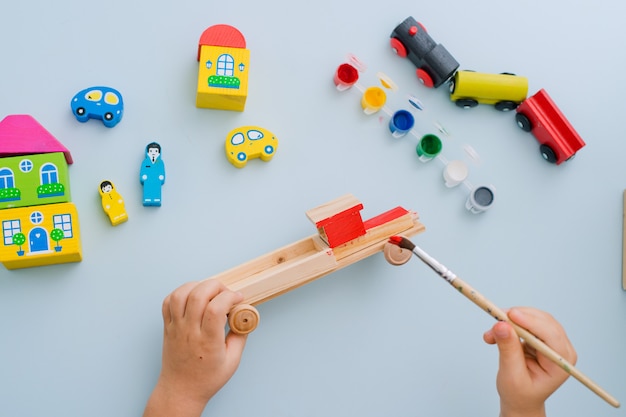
top-left (449, 71), bottom-right (528, 111)
top-left (225, 126), bottom-right (278, 168)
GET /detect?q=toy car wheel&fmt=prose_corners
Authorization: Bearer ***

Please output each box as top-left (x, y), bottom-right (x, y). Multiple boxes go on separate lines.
top-left (515, 113), bottom-right (532, 132)
top-left (75, 107), bottom-right (86, 116)
top-left (228, 304), bottom-right (260, 335)
top-left (236, 152), bottom-right (247, 163)
top-left (416, 69), bottom-right (434, 88)
top-left (390, 37), bottom-right (408, 58)
top-left (540, 144), bottom-right (557, 163)
top-left (495, 101), bottom-right (518, 111)
top-left (264, 145), bottom-right (274, 155)
top-left (383, 241), bottom-right (412, 265)
top-left (455, 99), bottom-right (478, 109)
top-left (104, 112), bottom-right (114, 121)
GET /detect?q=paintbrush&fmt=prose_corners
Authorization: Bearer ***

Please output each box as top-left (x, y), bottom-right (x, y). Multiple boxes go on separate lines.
top-left (388, 235), bottom-right (620, 408)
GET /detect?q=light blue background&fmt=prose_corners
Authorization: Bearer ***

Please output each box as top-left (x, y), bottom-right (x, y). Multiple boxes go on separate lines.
top-left (1, 1), bottom-right (625, 416)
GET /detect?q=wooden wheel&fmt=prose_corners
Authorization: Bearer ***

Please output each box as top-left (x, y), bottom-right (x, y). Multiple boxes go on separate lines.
top-left (228, 304), bottom-right (260, 335)
top-left (383, 241), bottom-right (412, 265)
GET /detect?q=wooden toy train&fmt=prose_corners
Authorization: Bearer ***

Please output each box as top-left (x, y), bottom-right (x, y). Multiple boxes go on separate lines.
top-left (207, 194), bottom-right (425, 334)
top-left (334, 16), bottom-right (586, 165)
top-left (389, 16), bottom-right (585, 164)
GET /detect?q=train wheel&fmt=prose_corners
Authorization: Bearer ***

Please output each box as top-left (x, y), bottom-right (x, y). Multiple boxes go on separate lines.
top-left (455, 99), bottom-right (478, 109)
top-left (383, 241), bottom-right (412, 265)
top-left (495, 101), bottom-right (518, 111)
top-left (540, 144), bottom-right (557, 163)
top-left (390, 38), bottom-right (407, 57)
top-left (416, 69), bottom-right (434, 88)
top-left (515, 113), bottom-right (532, 132)
top-left (228, 304), bottom-right (260, 335)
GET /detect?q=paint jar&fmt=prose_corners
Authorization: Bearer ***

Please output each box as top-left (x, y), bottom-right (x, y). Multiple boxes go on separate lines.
top-left (443, 160), bottom-right (469, 187)
top-left (465, 185), bottom-right (496, 214)
top-left (333, 63), bottom-right (359, 91)
top-left (360, 86), bottom-right (386, 114)
top-left (388, 109), bottom-right (415, 138)
top-left (416, 134), bottom-right (442, 162)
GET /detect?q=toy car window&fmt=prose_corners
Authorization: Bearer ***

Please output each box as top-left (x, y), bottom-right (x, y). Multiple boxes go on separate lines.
top-left (85, 90), bottom-right (102, 101)
top-left (104, 92), bottom-right (119, 105)
top-left (247, 130), bottom-right (264, 140)
top-left (231, 132), bottom-right (245, 146)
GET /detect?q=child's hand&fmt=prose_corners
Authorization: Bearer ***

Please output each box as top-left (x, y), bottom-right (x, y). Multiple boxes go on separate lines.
top-left (483, 307), bottom-right (577, 417)
top-left (143, 280), bottom-right (248, 417)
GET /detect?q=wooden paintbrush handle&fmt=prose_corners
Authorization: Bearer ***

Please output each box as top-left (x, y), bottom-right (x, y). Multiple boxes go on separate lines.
top-left (449, 276), bottom-right (620, 408)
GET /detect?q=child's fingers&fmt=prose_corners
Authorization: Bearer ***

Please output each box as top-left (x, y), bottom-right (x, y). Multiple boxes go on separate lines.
top-left (483, 328), bottom-right (496, 344)
top-left (162, 281), bottom-right (199, 324)
top-left (183, 279), bottom-right (229, 323)
top-left (483, 308), bottom-right (511, 345)
top-left (201, 289), bottom-right (244, 335)
top-left (491, 321), bottom-right (529, 382)
top-left (508, 307), bottom-right (577, 365)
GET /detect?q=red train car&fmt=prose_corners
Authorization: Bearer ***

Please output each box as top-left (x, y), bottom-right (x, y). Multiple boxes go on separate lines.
top-left (515, 89), bottom-right (585, 164)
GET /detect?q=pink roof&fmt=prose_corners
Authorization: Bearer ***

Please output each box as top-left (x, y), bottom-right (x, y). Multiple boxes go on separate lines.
top-left (197, 24), bottom-right (246, 61)
top-left (0, 115), bottom-right (73, 164)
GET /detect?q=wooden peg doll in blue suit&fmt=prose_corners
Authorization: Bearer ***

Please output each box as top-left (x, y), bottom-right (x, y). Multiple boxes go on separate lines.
top-left (140, 142), bottom-right (165, 206)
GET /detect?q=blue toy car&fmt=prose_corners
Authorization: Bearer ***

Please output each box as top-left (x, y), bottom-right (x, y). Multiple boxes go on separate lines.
top-left (70, 86), bottom-right (124, 128)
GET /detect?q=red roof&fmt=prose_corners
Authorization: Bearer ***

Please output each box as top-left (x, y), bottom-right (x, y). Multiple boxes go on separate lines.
top-left (197, 24), bottom-right (246, 61)
top-left (0, 115), bottom-right (73, 164)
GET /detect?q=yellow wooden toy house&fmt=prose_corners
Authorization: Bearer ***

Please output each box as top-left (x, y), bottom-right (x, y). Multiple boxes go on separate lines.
top-left (196, 24), bottom-right (250, 111)
top-left (0, 115), bottom-right (82, 270)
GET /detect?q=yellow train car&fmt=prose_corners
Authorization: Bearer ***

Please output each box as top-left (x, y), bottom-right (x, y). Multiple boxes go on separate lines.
top-left (449, 70), bottom-right (528, 111)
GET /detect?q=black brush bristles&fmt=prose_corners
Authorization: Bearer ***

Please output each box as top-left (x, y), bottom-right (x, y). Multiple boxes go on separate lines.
top-left (389, 236), bottom-right (416, 251)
